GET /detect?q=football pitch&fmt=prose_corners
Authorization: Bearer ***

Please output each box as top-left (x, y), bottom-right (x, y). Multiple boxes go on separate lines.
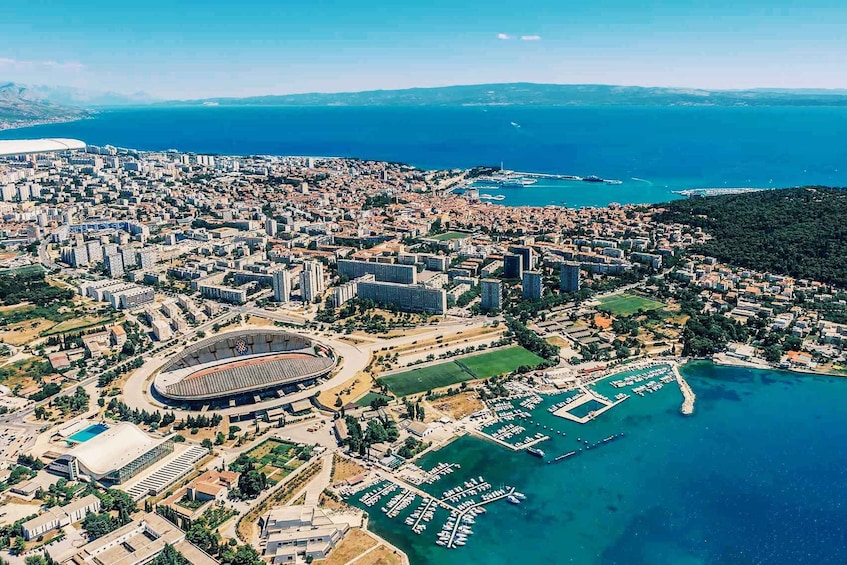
top-left (379, 346), bottom-right (545, 397)
top-left (597, 293), bottom-right (665, 316)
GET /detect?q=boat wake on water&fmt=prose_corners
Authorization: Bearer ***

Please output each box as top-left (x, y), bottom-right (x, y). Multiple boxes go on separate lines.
top-left (631, 177), bottom-right (653, 185)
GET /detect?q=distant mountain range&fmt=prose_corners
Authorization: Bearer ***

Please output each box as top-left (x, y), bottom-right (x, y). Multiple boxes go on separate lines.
top-left (173, 83), bottom-right (847, 108)
top-left (0, 82), bottom-right (156, 129)
top-left (4, 81), bottom-right (847, 130)
top-left (0, 83), bottom-right (89, 130)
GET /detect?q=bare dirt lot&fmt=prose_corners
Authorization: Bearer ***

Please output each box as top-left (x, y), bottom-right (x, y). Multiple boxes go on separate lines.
top-left (429, 391), bottom-right (485, 420)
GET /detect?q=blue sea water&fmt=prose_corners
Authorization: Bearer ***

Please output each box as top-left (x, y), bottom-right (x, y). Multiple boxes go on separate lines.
top-left (4, 105), bottom-right (847, 207)
top-left (352, 362), bottom-right (847, 565)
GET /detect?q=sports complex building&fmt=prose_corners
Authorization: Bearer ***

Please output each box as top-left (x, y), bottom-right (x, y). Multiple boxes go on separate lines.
top-left (153, 329), bottom-right (336, 409)
top-left (47, 422), bottom-right (209, 500)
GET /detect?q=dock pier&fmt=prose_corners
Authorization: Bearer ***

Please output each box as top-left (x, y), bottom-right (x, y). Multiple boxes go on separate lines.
top-left (673, 365), bottom-right (696, 415)
top-left (445, 487), bottom-right (516, 548)
top-left (472, 428), bottom-right (550, 452)
top-left (410, 498), bottom-right (437, 530)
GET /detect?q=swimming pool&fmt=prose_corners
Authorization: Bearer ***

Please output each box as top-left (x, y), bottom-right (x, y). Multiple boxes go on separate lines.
top-left (67, 423), bottom-right (109, 443)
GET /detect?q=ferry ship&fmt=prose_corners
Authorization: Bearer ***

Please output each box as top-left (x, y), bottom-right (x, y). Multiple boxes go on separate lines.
top-left (526, 447), bottom-right (545, 458)
top-left (582, 175), bottom-right (605, 183)
top-left (581, 175), bottom-right (623, 185)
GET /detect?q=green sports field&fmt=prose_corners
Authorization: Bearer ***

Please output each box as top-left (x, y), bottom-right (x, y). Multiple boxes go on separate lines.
top-left (429, 231), bottom-right (471, 241)
top-left (456, 346), bottom-right (545, 379)
top-left (597, 293), bottom-right (665, 316)
top-left (379, 345), bottom-right (545, 397)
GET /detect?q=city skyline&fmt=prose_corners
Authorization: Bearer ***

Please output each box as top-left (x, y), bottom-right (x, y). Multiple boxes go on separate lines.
top-left (3, 0), bottom-right (847, 99)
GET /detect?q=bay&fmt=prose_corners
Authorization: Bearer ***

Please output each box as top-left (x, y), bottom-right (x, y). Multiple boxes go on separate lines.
top-left (3, 106), bottom-right (847, 207)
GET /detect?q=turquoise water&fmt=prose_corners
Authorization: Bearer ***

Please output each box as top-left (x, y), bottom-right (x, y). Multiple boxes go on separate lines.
top-left (3, 106), bottom-right (847, 208)
top-left (351, 363), bottom-right (847, 564)
top-left (67, 423), bottom-right (109, 443)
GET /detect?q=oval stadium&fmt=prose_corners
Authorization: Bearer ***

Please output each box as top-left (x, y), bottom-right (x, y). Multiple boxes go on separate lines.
top-left (153, 329), bottom-right (336, 405)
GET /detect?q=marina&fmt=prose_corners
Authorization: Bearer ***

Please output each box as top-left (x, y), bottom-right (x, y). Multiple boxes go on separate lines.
top-left (350, 472), bottom-right (525, 552)
top-left (469, 169), bottom-right (624, 191)
top-left (346, 361), bottom-right (714, 561)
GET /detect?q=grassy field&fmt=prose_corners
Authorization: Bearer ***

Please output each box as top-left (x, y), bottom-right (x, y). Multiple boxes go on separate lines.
top-left (42, 315), bottom-right (116, 336)
top-left (429, 231), bottom-right (471, 241)
top-left (597, 293), bottom-right (665, 316)
top-left (379, 346), bottom-right (545, 397)
top-left (456, 346), bottom-right (545, 378)
top-left (355, 392), bottom-right (393, 407)
top-left (379, 361), bottom-right (471, 397)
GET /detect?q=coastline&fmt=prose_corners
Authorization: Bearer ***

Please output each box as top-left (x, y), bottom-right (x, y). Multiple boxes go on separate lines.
top-left (0, 114), bottom-right (89, 132)
top-left (711, 352), bottom-right (847, 379)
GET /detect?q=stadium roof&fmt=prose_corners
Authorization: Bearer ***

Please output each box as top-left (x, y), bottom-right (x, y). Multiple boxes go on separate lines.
top-left (67, 422), bottom-right (163, 477)
top-left (161, 352), bottom-right (334, 400)
top-left (0, 138), bottom-right (86, 156)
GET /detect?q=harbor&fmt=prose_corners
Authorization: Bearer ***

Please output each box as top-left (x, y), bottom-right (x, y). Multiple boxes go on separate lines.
top-left (467, 168), bottom-right (624, 189)
top-left (345, 467), bottom-right (526, 553)
top-left (343, 360), bottom-right (711, 562)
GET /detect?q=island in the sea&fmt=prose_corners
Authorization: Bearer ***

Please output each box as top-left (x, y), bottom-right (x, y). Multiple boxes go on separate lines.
top-left (0, 142), bottom-right (845, 565)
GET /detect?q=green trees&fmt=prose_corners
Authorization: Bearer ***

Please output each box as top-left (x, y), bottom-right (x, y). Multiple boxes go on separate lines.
top-left (504, 317), bottom-right (559, 362)
top-left (764, 344), bottom-right (783, 363)
top-left (186, 520), bottom-right (220, 555)
top-left (51, 386), bottom-right (89, 415)
top-left (236, 463), bottom-right (268, 499)
top-left (82, 512), bottom-right (117, 540)
top-left (150, 544), bottom-right (188, 565)
top-left (681, 312), bottom-right (749, 357)
top-left (0, 270), bottom-right (75, 307)
top-left (656, 187), bottom-right (847, 287)
top-left (219, 543), bottom-right (263, 565)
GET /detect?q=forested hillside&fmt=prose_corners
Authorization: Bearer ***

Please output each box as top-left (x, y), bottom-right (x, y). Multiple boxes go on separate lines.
top-left (654, 187), bottom-right (847, 287)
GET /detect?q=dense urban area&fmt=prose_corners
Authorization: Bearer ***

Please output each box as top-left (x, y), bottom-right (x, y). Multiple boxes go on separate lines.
top-left (0, 142), bottom-right (845, 565)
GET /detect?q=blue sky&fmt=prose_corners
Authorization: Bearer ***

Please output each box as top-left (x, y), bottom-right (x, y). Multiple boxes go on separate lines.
top-left (1, 0), bottom-right (845, 98)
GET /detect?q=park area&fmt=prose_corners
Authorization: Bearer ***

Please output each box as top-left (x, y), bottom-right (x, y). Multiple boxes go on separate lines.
top-left (597, 293), bottom-right (665, 316)
top-left (229, 438), bottom-right (310, 484)
top-left (378, 345), bottom-right (545, 397)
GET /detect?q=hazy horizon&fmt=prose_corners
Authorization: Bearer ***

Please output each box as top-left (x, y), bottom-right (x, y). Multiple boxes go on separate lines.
top-left (4, 0), bottom-right (847, 99)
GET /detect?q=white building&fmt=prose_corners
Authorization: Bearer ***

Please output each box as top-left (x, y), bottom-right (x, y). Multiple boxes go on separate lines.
top-left (22, 494), bottom-right (101, 540)
top-left (299, 261), bottom-right (325, 303)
